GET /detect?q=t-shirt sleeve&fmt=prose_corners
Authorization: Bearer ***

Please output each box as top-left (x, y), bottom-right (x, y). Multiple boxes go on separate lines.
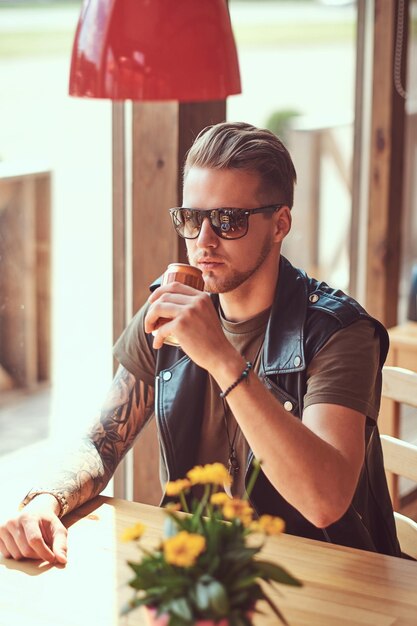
top-left (113, 301), bottom-right (156, 387)
top-left (304, 319), bottom-right (382, 421)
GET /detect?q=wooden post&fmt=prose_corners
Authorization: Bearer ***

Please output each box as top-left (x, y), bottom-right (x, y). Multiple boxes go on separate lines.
top-left (365, 0), bottom-right (409, 327)
top-left (112, 101), bottom-right (226, 504)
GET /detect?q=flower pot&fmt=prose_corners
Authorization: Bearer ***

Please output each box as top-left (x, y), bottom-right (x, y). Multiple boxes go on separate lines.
top-left (143, 605), bottom-right (252, 626)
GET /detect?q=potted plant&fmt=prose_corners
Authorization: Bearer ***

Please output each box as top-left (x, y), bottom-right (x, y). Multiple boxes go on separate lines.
top-left (121, 461), bottom-right (301, 626)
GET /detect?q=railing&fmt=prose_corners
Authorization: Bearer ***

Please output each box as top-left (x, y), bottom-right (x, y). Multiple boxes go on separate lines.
top-left (284, 110), bottom-right (417, 312)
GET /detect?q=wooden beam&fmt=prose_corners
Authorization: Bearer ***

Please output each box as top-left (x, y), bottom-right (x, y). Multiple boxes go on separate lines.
top-left (131, 102), bottom-right (180, 314)
top-left (125, 101), bottom-right (227, 505)
top-left (349, 0), bottom-right (367, 299)
top-left (130, 102), bottom-right (179, 506)
top-left (112, 102), bottom-right (128, 499)
top-left (366, 0), bottom-right (409, 327)
top-left (177, 101), bottom-right (226, 262)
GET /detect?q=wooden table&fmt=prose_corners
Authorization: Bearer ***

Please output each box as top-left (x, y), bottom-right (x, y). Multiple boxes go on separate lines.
top-left (1, 496), bottom-right (417, 626)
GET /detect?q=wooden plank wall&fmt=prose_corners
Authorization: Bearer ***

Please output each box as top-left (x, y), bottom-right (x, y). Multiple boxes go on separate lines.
top-left (0, 169), bottom-right (51, 390)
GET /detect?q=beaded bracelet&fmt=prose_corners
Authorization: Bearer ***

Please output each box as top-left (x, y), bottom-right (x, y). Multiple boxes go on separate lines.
top-left (220, 361), bottom-right (253, 399)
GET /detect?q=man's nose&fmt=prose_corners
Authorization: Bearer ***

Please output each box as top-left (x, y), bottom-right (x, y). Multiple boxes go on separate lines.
top-left (196, 217), bottom-right (218, 247)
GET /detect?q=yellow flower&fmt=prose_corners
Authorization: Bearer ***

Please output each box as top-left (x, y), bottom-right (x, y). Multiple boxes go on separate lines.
top-left (252, 515), bottom-right (285, 535)
top-left (164, 502), bottom-right (181, 512)
top-left (187, 463), bottom-right (232, 487)
top-left (165, 479), bottom-right (192, 496)
top-left (120, 522), bottom-right (146, 542)
top-left (210, 492), bottom-right (231, 506)
top-left (222, 498), bottom-right (254, 526)
top-left (163, 531), bottom-right (206, 567)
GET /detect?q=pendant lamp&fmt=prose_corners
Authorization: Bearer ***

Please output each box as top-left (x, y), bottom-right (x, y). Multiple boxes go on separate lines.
top-left (69, 0), bottom-right (241, 101)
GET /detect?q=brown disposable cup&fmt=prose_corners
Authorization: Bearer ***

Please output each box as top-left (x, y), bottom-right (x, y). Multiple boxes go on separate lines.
top-left (155, 263), bottom-right (204, 346)
top-left (162, 263), bottom-right (204, 291)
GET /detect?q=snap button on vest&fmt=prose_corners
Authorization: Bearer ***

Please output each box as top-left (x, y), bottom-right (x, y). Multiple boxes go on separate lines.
top-left (284, 400), bottom-right (293, 411)
top-left (309, 293), bottom-right (319, 303)
top-left (293, 356), bottom-right (301, 367)
top-left (162, 371), bottom-right (172, 381)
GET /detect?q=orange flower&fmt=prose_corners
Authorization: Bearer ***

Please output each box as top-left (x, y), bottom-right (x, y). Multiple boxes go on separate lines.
top-left (164, 502), bottom-right (181, 512)
top-left (163, 531), bottom-right (206, 567)
top-left (120, 522), bottom-right (146, 542)
top-left (252, 515), bottom-right (285, 535)
top-left (210, 492), bottom-right (231, 507)
top-left (222, 498), bottom-right (254, 526)
top-left (187, 463), bottom-right (232, 488)
top-left (165, 479), bottom-right (192, 496)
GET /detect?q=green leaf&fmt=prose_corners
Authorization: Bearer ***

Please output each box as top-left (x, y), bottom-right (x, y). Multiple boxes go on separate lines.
top-left (193, 574), bottom-right (230, 616)
top-left (231, 575), bottom-right (258, 591)
top-left (163, 515), bottom-right (179, 538)
top-left (256, 560), bottom-right (302, 586)
top-left (207, 554), bottom-right (220, 574)
top-left (194, 580), bottom-right (211, 611)
top-left (262, 593), bottom-right (291, 626)
top-left (166, 611), bottom-right (192, 626)
top-left (120, 597), bottom-right (148, 616)
top-left (167, 598), bottom-right (193, 621)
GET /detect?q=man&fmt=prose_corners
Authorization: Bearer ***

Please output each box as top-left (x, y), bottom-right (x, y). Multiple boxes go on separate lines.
top-left (0, 122), bottom-right (400, 564)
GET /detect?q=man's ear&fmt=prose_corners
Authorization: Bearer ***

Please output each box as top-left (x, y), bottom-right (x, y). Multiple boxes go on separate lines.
top-left (273, 206), bottom-right (292, 242)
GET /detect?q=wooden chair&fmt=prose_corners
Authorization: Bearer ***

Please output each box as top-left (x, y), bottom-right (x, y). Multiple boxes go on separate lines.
top-left (381, 365), bottom-right (417, 507)
top-left (380, 434), bottom-right (417, 559)
top-left (380, 365), bottom-right (417, 558)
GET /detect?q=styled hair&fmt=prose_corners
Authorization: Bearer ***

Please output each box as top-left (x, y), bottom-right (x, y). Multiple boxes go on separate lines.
top-left (184, 121), bottom-right (297, 208)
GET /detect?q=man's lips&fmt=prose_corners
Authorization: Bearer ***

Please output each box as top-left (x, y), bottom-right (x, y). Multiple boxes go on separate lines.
top-left (197, 258), bottom-right (224, 269)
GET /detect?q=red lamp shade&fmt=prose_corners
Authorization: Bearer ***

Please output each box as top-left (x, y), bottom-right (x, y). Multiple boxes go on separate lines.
top-left (69, 0), bottom-right (241, 101)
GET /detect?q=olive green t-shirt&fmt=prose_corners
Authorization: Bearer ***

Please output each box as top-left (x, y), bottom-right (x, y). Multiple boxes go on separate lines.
top-left (113, 302), bottom-right (381, 497)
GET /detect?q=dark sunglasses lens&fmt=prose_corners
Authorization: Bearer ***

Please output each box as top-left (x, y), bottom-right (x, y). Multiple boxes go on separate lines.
top-left (172, 209), bottom-right (202, 239)
top-left (171, 209), bottom-right (249, 240)
top-left (212, 210), bottom-right (248, 239)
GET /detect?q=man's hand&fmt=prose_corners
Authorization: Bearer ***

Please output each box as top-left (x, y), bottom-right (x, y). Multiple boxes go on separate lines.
top-left (145, 282), bottom-right (237, 372)
top-left (0, 494), bottom-right (67, 564)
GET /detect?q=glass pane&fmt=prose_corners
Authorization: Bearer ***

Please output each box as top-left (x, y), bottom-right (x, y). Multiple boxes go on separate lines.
top-left (228, 0), bottom-right (356, 290)
top-left (0, 1), bottom-right (113, 503)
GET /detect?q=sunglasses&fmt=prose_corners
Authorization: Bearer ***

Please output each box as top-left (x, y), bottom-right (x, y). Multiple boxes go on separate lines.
top-left (169, 205), bottom-right (283, 240)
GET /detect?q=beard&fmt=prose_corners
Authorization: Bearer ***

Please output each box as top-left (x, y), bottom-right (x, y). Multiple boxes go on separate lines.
top-left (188, 232), bottom-right (274, 294)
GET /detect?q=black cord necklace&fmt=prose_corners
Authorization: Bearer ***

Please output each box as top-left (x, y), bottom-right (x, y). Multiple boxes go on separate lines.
top-left (218, 336), bottom-right (265, 484)
top-left (221, 398), bottom-right (240, 477)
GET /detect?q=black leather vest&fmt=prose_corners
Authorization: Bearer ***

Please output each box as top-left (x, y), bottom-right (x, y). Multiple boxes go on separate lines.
top-left (146, 256), bottom-right (401, 556)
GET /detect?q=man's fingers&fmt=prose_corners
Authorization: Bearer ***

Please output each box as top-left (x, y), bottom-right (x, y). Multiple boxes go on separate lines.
top-left (0, 536), bottom-right (11, 559)
top-left (145, 302), bottom-right (182, 333)
top-left (24, 518), bottom-right (58, 563)
top-left (10, 525), bottom-right (42, 561)
top-left (0, 531), bottom-right (22, 561)
top-left (0, 500), bottom-right (68, 564)
top-left (148, 282), bottom-right (198, 303)
top-left (51, 519), bottom-right (68, 564)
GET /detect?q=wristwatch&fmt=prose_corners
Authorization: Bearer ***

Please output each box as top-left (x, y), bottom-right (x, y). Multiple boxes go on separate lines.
top-left (19, 489), bottom-right (69, 518)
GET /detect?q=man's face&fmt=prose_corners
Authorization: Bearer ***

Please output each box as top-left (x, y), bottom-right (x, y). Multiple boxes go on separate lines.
top-left (183, 167), bottom-right (286, 294)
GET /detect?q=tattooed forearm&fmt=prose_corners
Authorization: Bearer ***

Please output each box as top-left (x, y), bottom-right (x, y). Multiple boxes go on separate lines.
top-left (41, 366), bottom-right (155, 514)
top-left (89, 366), bottom-right (154, 475)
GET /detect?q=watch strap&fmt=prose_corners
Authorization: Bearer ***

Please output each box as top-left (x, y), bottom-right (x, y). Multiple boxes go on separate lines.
top-left (19, 489), bottom-right (69, 518)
